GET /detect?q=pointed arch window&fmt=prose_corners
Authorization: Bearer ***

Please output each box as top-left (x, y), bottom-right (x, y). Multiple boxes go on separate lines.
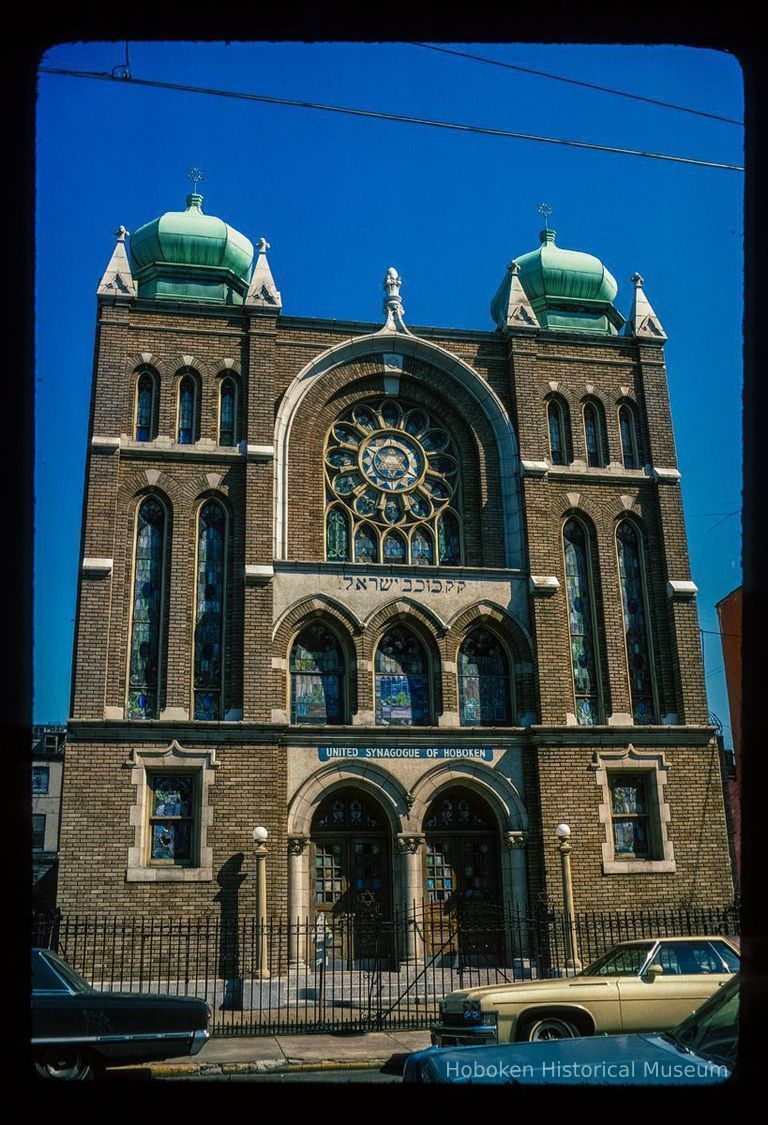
top-left (193, 501), bottom-right (227, 721)
top-left (583, 400), bottom-right (608, 468)
top-left (563, 519), bottom-right (602, 725)
top-left (135, 371), bottom-right (157, 442)
top-left (127, 497), bottom-right (167, 720)
top-left (547, 398), bottom-right (569, 466)
top-left (619, 403), bottom-right (641, 469)
top-left (617, 521), bottom-right (657, 724)
top-left (218, 378), bottom-right (237, 446)
top-left (458, 627), bottom-right (512, 726)
top-left (326, 507), bottom-right (350, 562)
top-left (178, 373), bottom-right (199, 445)
top-left (375, 625), bottom-right (430, 726)
top-left (354, 523), bottom-right (378, 563)
top-left (290, 623), bottom-right (344, 724)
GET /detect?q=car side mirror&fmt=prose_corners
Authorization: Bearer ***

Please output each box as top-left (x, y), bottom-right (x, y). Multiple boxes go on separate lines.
top-left (643, 963), bottom-right (664, 981)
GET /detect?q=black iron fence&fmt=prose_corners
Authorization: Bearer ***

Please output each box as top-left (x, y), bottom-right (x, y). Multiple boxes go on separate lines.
top-left (32, 900), bottom-right (740, 1036)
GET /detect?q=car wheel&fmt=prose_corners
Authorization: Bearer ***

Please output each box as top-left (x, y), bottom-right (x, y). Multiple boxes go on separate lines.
top-left (518, 1016), bottom-right (581, 1042)
top-left (34, 1047), bottom-right (95, 1080)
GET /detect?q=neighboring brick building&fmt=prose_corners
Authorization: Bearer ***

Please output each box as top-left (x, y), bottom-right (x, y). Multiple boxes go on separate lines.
top-left (57, 190), bottom-right (735, 942)
top-left (32, 724), bottom-right (66, 911)
top-left (716, 586), bottom-right (741, 895)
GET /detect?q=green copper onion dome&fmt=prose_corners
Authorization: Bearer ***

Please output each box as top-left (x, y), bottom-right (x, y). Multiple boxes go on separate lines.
top-left (492, 227), bottom-right (624, 335)
top-left (129, 193), bottom-right (254, 305)
top-left (516, 228), bottom-right (618, 306)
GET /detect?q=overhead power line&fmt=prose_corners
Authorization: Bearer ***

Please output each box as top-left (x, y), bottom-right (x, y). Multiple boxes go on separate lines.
top-left (38, 67), bottom-right (744, 173)
top-left (410, 42), bottom-right (744, 128)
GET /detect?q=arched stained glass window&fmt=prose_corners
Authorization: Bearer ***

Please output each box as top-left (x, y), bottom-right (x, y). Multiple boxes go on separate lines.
top-left (382, 530), bottom-right (406, 563)
top-left (354, 523), bottom-right (378, 563)
top-left (617, 521), bottom-right (656, 724)
top-left (219, 379), bottom-right (237, 446)
top-left (178, 374), bottom-right (198, 444)
top-left (290, 624), bottom-right (343, 724)
top-left (326, 507), bottom-right (350, 562)
top-left (619, 404), bottom-right (640, 469)
top-left (563, 519), bottom-right (601, 725)
top-left (583, 401), bottom-right (608, 468)
top-left (411, 527), bottom-right (434, 566)
top-left (194, 502), bottom-right (226, 721)
top-left (458, 628), bottom-right (511, 726)
top-left (127, 498), bottom-right (167, 719)
top-left (547, 400), bottom-right (567, 466)
top-left (324, 397), bottom-right (462, 565)
top-left (136, 372), bottom-right (156, 441)
top-left (375, 626), bottom-right (429, 726)
top-left (437, 511), bottom-right (461, 566)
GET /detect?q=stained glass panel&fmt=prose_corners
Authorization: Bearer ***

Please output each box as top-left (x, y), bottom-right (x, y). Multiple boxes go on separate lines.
top-left (584, 404), bottom-right (600, 467)
top-left (151, 820), bottom-right (192, 862)
top-left (382, 531), bottom-right (406, 563)
top-left (375, 626), bottom-right (428, 724)
top-left (411, 527), bottom-right (434, 566)
top-left (354, 524), bottom-right (377, 563)
top-left (136, 373), bottom-right (154, 441)
top-left (458, 628), bottom-right (511, 726)
top-left (194, 502), bottom-right (225, 720)
top-left (438, 511), bottom-right (461, 566)
top-left (152, 775), bottom-right (194, 817)
top-left (563, 519), bottom-right (600, 724)
top-left (128, 498), bottom-right (165, 720)
top-left (291, 625), bottom-right (343, 724)
top-left (620, 406), bottom-right (638, 469)
top-left (617, 522), bottom-right (655, 723)
top-left (381, 400), bottom-right (400, 427)
top-left (326, 508), bottom-right (350, 562)
top-left (178, 376), bottom-right (195, 444)
top-left (219, 380), bottom-right (236, 446)
top-left (548, 401), bottom-right (564, 465)
top-left (313, 792), bottom-right (383, 830)
top-left (406, 410), bottom-right (428, 436)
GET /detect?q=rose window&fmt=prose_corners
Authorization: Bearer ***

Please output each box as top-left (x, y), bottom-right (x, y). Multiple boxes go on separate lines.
top-left (325, 399), bottom-right (462, 566)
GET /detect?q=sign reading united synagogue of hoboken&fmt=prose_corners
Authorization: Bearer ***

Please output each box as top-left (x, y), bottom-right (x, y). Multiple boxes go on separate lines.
top-left (318, 746), bottom-right (494, 761)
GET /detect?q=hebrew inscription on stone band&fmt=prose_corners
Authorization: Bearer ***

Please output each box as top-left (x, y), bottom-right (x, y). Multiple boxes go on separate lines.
top-left (339, 576), bottom-right (466, 594)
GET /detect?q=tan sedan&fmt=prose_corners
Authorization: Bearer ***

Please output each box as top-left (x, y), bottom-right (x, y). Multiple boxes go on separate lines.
top-left (430, 936), bottom-right (740, 1046)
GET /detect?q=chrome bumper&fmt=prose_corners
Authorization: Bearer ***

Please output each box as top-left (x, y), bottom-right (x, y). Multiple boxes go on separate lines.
top-left (190, 1029), bottom-right (209, 1056)
top-left (430, 1023), bottom-right (498, 1047)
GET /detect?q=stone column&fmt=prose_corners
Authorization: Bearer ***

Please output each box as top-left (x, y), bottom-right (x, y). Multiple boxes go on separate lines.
top-left (504, 831), bottom-right (529, 963)
top-left (288, 835), bottom-right (310, 965)
top-left (396, 834), bottom-right (425, 964)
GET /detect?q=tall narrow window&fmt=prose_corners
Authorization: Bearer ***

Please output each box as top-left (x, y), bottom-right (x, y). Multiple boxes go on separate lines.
top-left (354, 523), bottom-right (378, 563)
top-left (178, 374), bottom-right (198, 444)
top-left (326, 507), bottom-right (350, 562)
top-left (619, 404), bottom-right (641, 469)
top-left (583, 401), bottom-right (608, 468)
top-left (617, 521), bottom-right (656, 724)
top-left (128, 497), bottom-right (166, 720)
top-left (458, 628), bottom-right (511, 726)
top-left (290, 624), bottom-right (344, 724)
top-left (194, 501), bottom-right (226, 720)
top-left (136, 371), bottom-right (156, 441)
top-left (547, 400), bottom-right (567, 466)
top-left (437, 511), bottom-right (461, 566)
top-left (375, 626), bottom-right (430, 726)
top-left (563, 519), bottom-right (601, 725)
top-left (219, 379), bottom-right (237, 446)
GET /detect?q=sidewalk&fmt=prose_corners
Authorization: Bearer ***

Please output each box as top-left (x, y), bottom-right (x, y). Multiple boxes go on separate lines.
top-left (131, 1029), bottom-right (434, 1078)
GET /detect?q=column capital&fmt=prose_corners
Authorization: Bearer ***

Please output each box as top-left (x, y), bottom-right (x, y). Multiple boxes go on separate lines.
top-left (504, 830), bottom-right (527, 850)
top-left (287, 835), bottom-right (311, 855)
top-left (396, 833), bottom-right (425, 855)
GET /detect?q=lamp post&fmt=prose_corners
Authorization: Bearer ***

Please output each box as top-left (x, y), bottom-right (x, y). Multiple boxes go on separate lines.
top-left (252, 826), bottom-right (270, 979)
top-left (555, 823), bottom-right (581, 971)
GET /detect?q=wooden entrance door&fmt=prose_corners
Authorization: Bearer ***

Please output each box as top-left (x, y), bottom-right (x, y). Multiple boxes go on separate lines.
top-left (311, 790), bottom-right (392, 968)
top-left (423, 789), bottom-right (502, 965)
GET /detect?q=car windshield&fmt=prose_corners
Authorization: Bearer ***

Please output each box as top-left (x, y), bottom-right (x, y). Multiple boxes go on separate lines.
top-left (41, 951), bottom-right (93, 993)
top-left (582, 943), bottom-right (655, 976)
top-left (666, 976), bottom-right (739, 1067)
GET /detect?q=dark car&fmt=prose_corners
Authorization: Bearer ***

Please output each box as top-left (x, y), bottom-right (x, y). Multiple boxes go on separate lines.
top-left (32, 947), bottom-right (210, 1079)
top-left (404, 973), bottom-right (738, 1085)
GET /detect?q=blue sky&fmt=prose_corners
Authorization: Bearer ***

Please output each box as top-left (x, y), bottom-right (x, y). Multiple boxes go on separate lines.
top-left (35, 41), bottom-right (743, 737)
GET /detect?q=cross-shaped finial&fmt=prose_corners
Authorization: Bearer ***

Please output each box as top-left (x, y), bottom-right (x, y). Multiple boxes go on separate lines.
top-left (631, 272), bottom-right (644, 288)
top-left (256, 237), bottom-right (271, 254)
top-left (537, 202), bottom-right (553, 229)
top-left (114, 225), bottom-right (129, 241)
top-left (187, 166), bottom-right (205, 191)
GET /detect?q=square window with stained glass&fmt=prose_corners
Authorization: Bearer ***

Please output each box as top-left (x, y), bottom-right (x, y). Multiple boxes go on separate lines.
top-left (146, 773), bottom-right (197, 865)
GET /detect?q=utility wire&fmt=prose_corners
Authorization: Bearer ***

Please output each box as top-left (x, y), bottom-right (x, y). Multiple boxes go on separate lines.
top-left (38, 67), bottom-right (744, 173)
top-left (410, 42), bottom-right (744, 128)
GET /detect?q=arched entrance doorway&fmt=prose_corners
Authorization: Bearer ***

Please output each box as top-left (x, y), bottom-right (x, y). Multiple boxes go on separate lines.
top-left (423, 787), bottom-right (503, 965)
top-left (310, 788), bottom-right (393, 968)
